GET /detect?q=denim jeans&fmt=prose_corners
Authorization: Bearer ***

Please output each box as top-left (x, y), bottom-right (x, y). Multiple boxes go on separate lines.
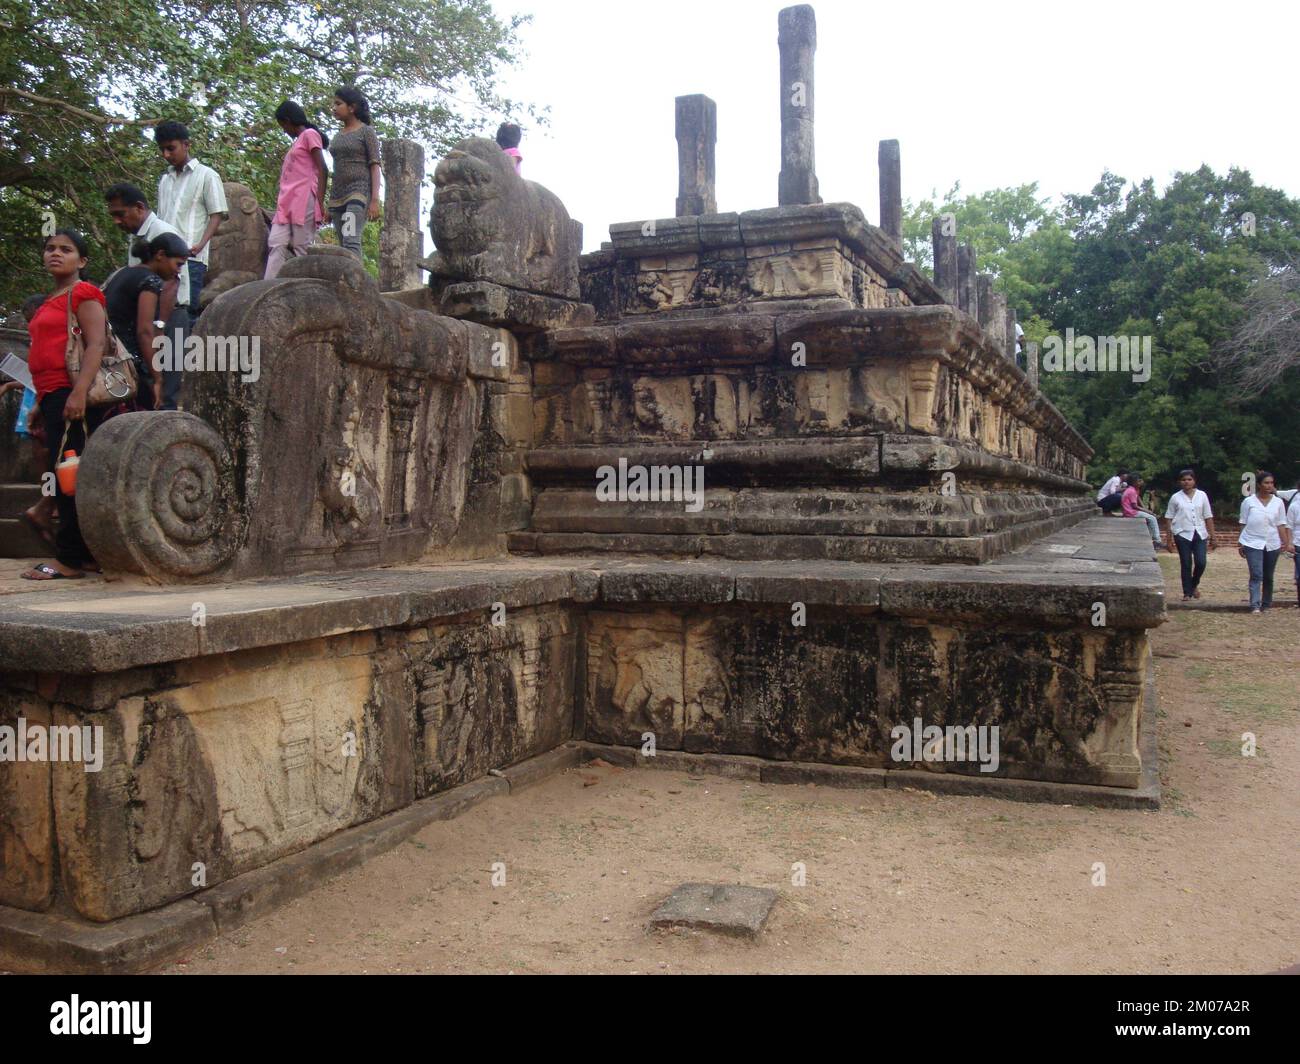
top-left (1129, 510), bottom-right (1161, 544)
top-left (330, 201), bottom-right (367, 259)
top-left (1243, 546), bottom-right (1280, 609)
top-left (1175, 532), bottom-right (1207, 597)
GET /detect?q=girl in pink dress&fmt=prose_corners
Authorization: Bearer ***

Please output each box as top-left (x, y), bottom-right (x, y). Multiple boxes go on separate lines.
top-left (265, 101), bottom-right (330, 279)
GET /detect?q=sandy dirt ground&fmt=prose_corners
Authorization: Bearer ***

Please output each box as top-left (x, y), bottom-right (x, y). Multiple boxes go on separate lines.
top-left (134, 547), bottom-right (1298, 975)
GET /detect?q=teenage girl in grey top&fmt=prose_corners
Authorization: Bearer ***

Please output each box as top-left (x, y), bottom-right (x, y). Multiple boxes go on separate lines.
top-left (329, 87), bottom-right (381, 259)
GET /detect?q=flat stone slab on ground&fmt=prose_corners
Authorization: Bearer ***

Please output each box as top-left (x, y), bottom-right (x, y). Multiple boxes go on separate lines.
top-left (649, 883), bottom-right (778, 939)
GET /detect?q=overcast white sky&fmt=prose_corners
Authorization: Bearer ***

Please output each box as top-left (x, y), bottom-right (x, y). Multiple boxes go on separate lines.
top-left (486, 0), bottom-right (1298, 253)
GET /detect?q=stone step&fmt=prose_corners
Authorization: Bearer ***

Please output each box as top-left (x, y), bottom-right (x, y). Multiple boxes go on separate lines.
top-left (0, 515), bottom-right (50, 558)
top-left (0, 482), bottom-right (45, 511)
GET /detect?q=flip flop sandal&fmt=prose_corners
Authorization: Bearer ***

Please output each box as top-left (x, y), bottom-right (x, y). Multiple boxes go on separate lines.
top-left (17, 510), bottom-right (56, 547)
top-left (21, 563), bottom-right (84, 581)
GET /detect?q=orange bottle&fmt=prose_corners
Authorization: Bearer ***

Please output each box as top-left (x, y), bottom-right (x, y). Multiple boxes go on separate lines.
top-left (56, 450), bottom-right (80, 496)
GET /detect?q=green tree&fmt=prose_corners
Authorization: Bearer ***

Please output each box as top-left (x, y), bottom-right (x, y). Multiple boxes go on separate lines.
top-left (1039, 167), bottom-right (1300, 509)
top-left (0, 0), bottom-right (536, 310)
top-left (901, 167), bottom-right (1300, 508)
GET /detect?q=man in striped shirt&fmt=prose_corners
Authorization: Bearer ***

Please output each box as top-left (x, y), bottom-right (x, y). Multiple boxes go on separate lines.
top-left (155, 121), bottom-right (228, 327)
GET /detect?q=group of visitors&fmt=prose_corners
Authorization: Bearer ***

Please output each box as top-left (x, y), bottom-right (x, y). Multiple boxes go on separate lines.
top-left (6, 91), bottom-right (535, 583)
top-left (1096, 467), bottom-right (1298, 613)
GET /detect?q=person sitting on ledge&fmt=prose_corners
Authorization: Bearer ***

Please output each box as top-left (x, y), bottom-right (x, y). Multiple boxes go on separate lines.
top-left (1120, 473), bottom-right (1163, 549)
top-left (1096, 466), bottom-right (1128, 514)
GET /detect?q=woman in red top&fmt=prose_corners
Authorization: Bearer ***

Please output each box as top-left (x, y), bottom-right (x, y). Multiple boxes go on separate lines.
top-left (21, 229), bottom-right (109, 580)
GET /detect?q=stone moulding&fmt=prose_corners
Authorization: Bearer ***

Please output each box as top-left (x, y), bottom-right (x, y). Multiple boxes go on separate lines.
top-left (78, 249), bottom-right (511, 583)
top-left (0, 519), bottom-right (1163, 966)
top-left (601, 203), bottom-right (942, 306)
top-left (541, 307), bottom-right (1087, 466)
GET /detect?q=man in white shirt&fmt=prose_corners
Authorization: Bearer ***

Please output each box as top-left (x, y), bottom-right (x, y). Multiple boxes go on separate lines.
top-left (1237, 471), bottom-right (1293, 613)
top-left (105, 182), bottom-right (192, 410)
top-left (154, 121), bottom-right (228, 327)
top-left (105, 182), bottom-right (191, 307)
top-left (1096, 468), bottom-right (1128, 513)
top-left (1284, 485), bottom-right (1300, 607)
top-left (1163, 469), bottom-right (1215, 600)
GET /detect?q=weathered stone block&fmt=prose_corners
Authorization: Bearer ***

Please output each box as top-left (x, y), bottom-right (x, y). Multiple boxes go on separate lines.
top-left (649, 883), bottom-right (777, 938)
top-left (428, 137), bottom-right (581, 300)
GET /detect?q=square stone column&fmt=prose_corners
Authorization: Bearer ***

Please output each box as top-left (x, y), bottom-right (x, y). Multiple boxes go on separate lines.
top-left (778, 5), bottom-right (821, 206)
top-left (676, 94), bottom-right (717, 217)
top-left (977, 275), bottom-right (1007, 353)
top-left (878, 139), bottom-right (902, 249)
top-left (931, 217), bottom-right (957, 305)
top-left (379, 138), bottom-right (425, 291)
top-left (957, 243), bottom-right (977, 317)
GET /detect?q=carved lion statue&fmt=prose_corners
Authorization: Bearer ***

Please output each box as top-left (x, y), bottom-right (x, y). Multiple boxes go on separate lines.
top-left (427, 137), bottom-right (581, 301)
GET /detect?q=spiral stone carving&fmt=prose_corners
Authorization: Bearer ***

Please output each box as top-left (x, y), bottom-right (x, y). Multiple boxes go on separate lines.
top-left (78, 412), bottom-right (242, 579)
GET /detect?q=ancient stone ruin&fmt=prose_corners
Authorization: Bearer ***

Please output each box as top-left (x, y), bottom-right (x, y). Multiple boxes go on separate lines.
top-left (0, 5), bottom-right (1163, 972)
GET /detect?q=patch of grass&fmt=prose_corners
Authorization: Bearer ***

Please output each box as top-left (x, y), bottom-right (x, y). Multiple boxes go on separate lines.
top-left (1160, 783), bottom-right (1196, 818)
top-left (1204, 738), bottom-right (1265, 760)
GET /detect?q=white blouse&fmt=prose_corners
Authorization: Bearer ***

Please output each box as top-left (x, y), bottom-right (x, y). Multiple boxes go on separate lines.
top-left (1165, 489), bottom-right (1212, 541)
top-left (1238, 494), bottom-right (1288, 551)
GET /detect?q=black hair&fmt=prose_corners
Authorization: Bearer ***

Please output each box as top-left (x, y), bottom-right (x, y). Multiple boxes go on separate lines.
top-left (105, 182), bottom-right (149, 208)
top-left (496, 122), bottom-right (522, 149)
top-left (274, 100), bottom-right (330, 150)
top-left (334, 87), bottom-right (372, 125)
top-left (1257, 470), bottom-right (1275, 486)
top-left (154, 120), bottom-right (190, 144)
top-left (42, 228), bottom-right (90, 279)
top-left (1178, 469), bottom-right (1196, 479)
top-left (1125, 473), bottom-right (1143, 485)
top-left (130, 232), bottom-right (191, 262)
top-left (1117, 468), bottom-right (1129, 476)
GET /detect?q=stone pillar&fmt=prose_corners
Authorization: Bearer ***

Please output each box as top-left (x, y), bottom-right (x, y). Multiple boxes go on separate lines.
top-left (977, 275), bottom-right (1006, 353)
top-left (379, 138), bottom-right (425, 291)
top-left (676, 95), bottom-right (717, 217)
top-left (1006, 306), bottom-right (1019, 366)
top-left (778, 5), bottom-right (821, 206)
top-left (878, 139), bottom-right (902, 248)
top-left (931, 217), bottom-right (957, 305)
top-left (976, 275), bottom-right (994, 330)
top-left (957, 243), bottom-right (977, 317)
top-left (1026, 341), bottom-right (1039, 388)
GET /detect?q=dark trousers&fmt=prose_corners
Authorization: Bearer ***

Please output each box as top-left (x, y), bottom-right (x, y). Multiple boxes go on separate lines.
top-left (40, 388), bottom-right (104, 569)
top-left (1174, 532), bottom-right (1207, 597)
top-left (187, 260), bottom-right (207, 324)
top-left (162, 309), bottom-right (188, 411)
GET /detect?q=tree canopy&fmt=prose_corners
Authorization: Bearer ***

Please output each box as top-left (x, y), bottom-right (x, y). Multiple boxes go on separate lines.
top-left (903, 166), bottom-right (1300, 512)
top-left (0, 0), bottom-right (536, 304)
